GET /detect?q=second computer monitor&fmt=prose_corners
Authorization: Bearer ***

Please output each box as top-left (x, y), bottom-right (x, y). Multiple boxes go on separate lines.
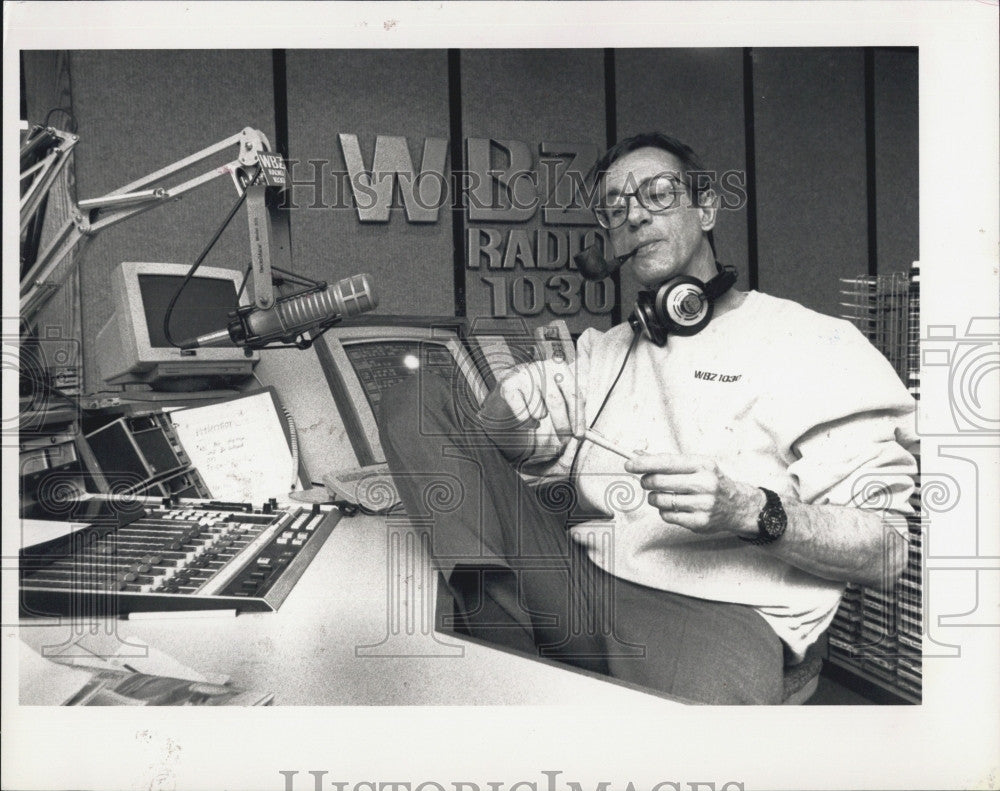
top-left (319, 319), bottom-right (489, 467)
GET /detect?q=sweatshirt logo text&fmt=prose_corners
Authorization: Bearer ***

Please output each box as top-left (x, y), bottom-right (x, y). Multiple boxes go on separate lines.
top-left (694, 370), bottom-right (742, 383)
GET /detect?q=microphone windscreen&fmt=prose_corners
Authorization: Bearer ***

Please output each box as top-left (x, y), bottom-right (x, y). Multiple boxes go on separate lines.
top-left (574, 243), bottom-right (613, 280)
top-left (331, 273), bottom-right (378, 317)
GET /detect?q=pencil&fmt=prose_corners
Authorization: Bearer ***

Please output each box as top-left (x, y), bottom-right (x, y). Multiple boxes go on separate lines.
top-left (579, 429), bottom-right (639, 461)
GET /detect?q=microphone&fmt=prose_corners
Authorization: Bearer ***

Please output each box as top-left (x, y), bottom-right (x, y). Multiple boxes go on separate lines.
top-left (182, 273), bottom-right (378, 350)
top-left (573, 242), bottom-right (635, 280)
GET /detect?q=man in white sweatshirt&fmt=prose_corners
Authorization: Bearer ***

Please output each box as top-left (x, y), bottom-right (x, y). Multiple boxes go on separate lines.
top-left (380, 132), bottom-right (917, 704)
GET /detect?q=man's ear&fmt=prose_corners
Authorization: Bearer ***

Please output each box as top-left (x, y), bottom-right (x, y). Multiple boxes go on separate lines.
top-left (697, 188), bottom-right (719, 232)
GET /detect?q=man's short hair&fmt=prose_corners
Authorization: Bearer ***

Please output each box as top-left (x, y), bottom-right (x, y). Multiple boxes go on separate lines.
top-left (590, 131), bottom-right (717, 256)
top-left (591, 131), bottom-right (713, 205)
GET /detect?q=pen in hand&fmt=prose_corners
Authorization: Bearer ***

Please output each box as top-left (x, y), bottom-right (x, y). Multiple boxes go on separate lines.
top-left (574, 428), bottom-right (640, 462)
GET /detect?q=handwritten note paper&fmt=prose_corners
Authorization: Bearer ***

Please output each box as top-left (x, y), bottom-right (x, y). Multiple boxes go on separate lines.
top-left (169, 391), bottom-right (297, 506)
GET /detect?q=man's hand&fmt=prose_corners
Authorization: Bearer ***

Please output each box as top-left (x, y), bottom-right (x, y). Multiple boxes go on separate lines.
top-left (499, 359), bottom-right (580, 439)
top-left (478, 359), bottom-right (581, 464)
top-left (624, 454), bottom-right (910, 587)
top-left (625, 453), bottom-right (764, 536)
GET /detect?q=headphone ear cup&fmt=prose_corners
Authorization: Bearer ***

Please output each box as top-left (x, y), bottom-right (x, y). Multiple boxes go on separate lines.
top-left (629, 292), bottom-right (669, 346)
top-left (630, 266), bottom-right (734, 346)
top-left (653, 276), bottom-right (713, 336)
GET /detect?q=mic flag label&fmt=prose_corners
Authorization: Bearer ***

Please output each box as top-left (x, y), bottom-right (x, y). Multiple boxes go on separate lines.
top-left (258, 152), bottom-right (288, 189)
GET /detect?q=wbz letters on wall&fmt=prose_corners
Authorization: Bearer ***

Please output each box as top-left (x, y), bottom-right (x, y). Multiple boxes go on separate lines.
top-left (329, 133), bottom-right (616, 332)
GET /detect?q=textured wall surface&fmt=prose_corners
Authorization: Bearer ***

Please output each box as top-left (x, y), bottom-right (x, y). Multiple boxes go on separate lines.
top-left (22, 47), bottom-right (918, 391)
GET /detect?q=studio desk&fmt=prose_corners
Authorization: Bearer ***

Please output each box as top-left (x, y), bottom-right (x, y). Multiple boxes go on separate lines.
top-left (18, 509), bottom-right (679, 707)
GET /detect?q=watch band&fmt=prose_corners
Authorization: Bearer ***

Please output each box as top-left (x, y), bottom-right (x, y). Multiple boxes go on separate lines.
top-left (740, 487), bottom-right (787, 545)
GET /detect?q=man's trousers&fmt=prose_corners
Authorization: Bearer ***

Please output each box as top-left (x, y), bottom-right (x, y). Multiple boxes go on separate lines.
top-left (378, 374), bottom-right (784, 704)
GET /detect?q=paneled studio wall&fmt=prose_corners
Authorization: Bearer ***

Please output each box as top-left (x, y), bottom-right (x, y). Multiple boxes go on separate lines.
top-left (21, 48), bottom-right (918, 392)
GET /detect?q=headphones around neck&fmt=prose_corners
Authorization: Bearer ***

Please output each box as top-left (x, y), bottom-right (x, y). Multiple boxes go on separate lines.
top-left (628, 263), bottom-right (738, 346)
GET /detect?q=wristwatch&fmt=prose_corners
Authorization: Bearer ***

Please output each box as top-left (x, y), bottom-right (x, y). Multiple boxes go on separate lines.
top-left (740, 487), bottom-right (787, 545)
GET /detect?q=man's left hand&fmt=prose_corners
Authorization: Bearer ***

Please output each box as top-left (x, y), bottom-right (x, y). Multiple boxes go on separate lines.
top-left (624, 453), bottom-right (764, 536)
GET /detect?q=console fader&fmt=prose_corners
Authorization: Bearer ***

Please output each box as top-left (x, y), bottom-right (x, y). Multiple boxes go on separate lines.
top-left (19, 498), bottom-right (341, 617)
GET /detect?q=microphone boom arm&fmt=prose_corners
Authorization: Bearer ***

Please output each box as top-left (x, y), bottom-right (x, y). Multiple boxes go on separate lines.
top-left (20, 127), bottom-right (286, 324)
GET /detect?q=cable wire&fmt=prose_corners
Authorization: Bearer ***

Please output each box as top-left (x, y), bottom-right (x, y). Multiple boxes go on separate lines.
top-left (568, 329), bottom-right (641, 482)
top-left (162, 169), bottom-right (262, 348)
top-left (251, 370), bottom-right (300, 493)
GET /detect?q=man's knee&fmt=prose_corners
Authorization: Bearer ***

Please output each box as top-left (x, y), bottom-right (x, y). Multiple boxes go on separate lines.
top-left (604, 587), bottom-right (785, 704)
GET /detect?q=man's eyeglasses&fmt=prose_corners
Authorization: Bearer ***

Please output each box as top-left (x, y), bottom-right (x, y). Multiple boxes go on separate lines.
top-left (594, 175), bottom-right (690, 230)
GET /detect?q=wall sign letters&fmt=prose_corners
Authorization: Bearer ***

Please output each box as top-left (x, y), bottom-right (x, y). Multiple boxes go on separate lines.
top-left (332, 134), bottom-right (616, 321)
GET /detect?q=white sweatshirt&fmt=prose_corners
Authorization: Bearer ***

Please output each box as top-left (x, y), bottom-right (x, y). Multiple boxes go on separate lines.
top-left (521, 290), bottom-right (917, 660)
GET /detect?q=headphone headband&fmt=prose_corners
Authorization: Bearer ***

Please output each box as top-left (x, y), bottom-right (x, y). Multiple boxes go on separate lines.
top-left (704, 263), bottom-right (738, 300)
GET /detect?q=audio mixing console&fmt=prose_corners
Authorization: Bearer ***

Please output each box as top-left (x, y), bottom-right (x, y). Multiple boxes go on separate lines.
top-left (19, 497), bottom-right (341, 617)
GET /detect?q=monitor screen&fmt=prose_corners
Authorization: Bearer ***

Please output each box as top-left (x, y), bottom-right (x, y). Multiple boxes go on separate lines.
top-left (96, 262), bottom-right (258, 390)
top-left (342, 339), bottom-right (463, 415)
top-left (319, 321), bottom-right (487, 467)
top-left (138, 274), bottom-right (240, 348)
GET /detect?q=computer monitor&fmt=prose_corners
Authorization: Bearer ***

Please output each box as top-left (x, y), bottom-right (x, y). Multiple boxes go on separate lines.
top-left (318, 318), bottom-right (490, 467)
top-left (96, 261), bottom-right (259, 391)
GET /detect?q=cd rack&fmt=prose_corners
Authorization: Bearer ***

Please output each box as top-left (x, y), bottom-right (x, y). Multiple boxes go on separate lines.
top-left (835, 263), bottom-right (922, 703)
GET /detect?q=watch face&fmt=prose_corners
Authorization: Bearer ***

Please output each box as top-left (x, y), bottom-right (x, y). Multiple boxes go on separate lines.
top-left (758, 489), bottom-right (787, 541)
top-left (761, 509), bottom-right (785, 539)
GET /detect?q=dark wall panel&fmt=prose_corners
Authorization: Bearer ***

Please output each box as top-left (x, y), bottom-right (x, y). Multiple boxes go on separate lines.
top-left (23, 51), bottom-right (71, 131)
top-left (461, 50), bottom-right (609, 334)
top-left (461, 50), bottom-right (606, 142)
top-left (284, 50), bottom-right (454, 316)
top-left (752, 48), bottom-right (868, 318)
top-left (615, 48), bottom-right (749, 307)
top-left (874, 48), bottom-right (919, 273)
top-left (69, 50), bottom-right (276, 390)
